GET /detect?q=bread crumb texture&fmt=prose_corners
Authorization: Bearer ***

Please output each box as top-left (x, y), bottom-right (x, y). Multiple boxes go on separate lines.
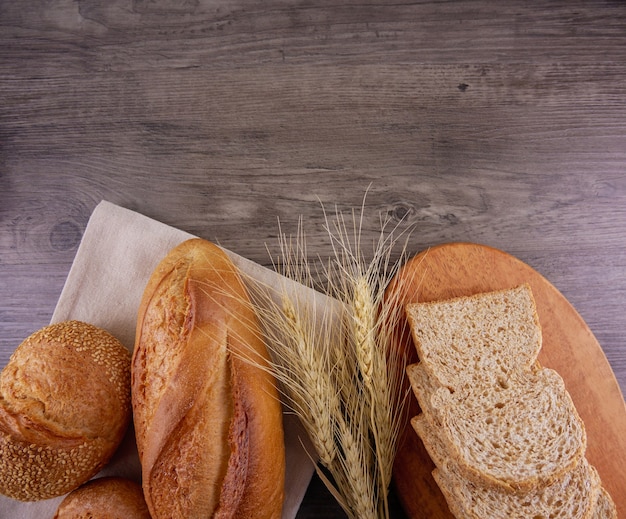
top-left (432, 368), bottom-right (586, 489)
top-left (406, 285), bottom-right (617, 518)
top-left (0, 320), bottom-right (131, 501)
top-left (433, 457), bottom-right (601, 519)
top-left (407, 284), bottom-right (542, 391)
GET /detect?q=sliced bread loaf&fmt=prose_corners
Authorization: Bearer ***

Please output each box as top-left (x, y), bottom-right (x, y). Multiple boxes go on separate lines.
top-left (432, 457), bottom-right (600, 519)
top-left (413, 411), bottom-right (600, 519)
top-left (405, 284), bottom-right (541, 391)
top-left (404, 285), bottom-right (615, 517)
top-left (427, 366), bottom-right (586, 491)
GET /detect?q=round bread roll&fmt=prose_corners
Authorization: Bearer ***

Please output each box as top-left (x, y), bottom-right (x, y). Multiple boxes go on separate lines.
top-left (54, 477), bottom-right (151, 519)
top-left (0, 320), bottom-right (132, 501)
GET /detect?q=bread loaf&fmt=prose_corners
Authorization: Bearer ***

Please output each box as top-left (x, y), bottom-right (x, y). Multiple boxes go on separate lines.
top-left (0, 320), bottom-right (131, 501)
top-left (53, 477), bottom-right (151, 519)
top-left (132, 238), bottom-right (285, 519)
top-left (403, 285), bottom-right (616, 518)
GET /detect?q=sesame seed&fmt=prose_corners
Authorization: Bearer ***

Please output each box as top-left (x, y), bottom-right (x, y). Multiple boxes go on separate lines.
top-left (0, 320), bottom-right (131, 501)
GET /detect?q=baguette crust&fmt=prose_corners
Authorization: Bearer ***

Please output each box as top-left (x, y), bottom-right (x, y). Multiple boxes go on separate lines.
top-left (132, 238), bottom-right (285, 519)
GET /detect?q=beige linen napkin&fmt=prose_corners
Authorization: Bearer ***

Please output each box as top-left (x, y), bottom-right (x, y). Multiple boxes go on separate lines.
top-left (0, 200), bottom-right (317, 518)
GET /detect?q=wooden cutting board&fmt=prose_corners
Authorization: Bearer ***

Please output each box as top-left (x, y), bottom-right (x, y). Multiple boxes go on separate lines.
top-left (388, 242), bottom-right (626, 518)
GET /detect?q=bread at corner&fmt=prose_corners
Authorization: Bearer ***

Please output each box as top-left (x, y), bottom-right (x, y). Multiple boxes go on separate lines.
top-left (0, 320), bottom-right (132, 501)
top-left (53, 477), bottom-right (150, 519)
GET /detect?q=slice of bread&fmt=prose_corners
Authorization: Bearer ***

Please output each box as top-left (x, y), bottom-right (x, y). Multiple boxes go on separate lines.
top-left (409, 363), bottom-right (587, 491)
top-left (410, 413), bottom-right (447, 469)
top-left (592, 488), bottom-right (618, 519)
top-left (430, 366), bottom-right (586, 491)
top-left (414, 412), bottom-right (600, 519)
top-left (432, 457), bottom-right (600, 519)
top-left (406, 362), bottom-right (440, 418)
top-left (405, 284), bottom-right (541, 391)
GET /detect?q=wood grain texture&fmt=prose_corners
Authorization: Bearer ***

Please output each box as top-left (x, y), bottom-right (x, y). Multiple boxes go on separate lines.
top-left (1, 1), bottom-right (625, 517)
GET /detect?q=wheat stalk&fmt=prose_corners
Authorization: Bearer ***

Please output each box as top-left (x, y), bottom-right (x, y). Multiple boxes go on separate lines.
top-left (335, 211), bottom-right (410, 518)
top-left (272, 202), bottom-right (404, 519)
top-left (192, 199), bottom-right (416, 519)
top-left (279, 293), bottom-right (338, 467)
top-left (237, 197), bottom-right (412, 519)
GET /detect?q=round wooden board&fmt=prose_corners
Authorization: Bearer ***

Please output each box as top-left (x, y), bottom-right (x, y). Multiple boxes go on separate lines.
top-left (389, 242), bottom-right (626, 518)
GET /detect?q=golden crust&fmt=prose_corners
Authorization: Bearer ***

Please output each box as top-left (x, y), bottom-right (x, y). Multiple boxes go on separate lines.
top-left (53, 477), bottom-right (151, 519)
top-left (0, 320), bottom-right (131, 501)
top-left (132, 238), bottom-right (285, 519)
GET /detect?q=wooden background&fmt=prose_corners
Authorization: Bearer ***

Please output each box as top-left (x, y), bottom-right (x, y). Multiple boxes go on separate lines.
top-left (1, 1), bottom-right (625, 517)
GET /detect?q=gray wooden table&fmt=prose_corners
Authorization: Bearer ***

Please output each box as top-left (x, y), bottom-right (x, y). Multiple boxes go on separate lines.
top-left (1, 1), bottom-right (625, 517)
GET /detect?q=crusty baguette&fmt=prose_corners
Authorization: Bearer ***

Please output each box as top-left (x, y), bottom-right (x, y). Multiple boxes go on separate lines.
top-left (54, 477), bottom-right (151, 519)
top-left (132, 238), bottom-right (285, 519)
top-left (405, 284), bottom-right (542, 392)
top-left (0, 320), bottom-right (131, 501)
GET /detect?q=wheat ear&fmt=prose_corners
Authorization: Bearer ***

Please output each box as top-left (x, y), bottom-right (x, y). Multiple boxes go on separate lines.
top-left (242, 198), bottom-right (413, 519)
top-left (279, 294), bottom-right (338, 467)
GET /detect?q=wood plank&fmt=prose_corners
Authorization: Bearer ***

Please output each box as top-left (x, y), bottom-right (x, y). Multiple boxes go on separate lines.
top-left (2, 1), bottom-right (626, 75)
top-left (1, 1), bottom-right (625, 516)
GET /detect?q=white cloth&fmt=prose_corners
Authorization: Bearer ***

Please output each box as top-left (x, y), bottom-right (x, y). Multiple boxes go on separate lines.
top-left (1, 200), bottom-right (317, 518)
